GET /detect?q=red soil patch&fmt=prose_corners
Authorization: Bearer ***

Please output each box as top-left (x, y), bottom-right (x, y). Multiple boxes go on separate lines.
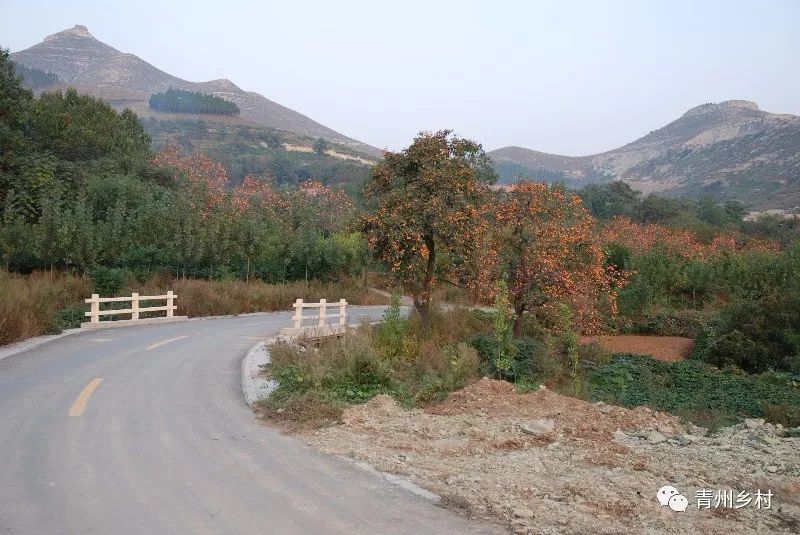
top-left (580, 334), bottom-right (694, 362)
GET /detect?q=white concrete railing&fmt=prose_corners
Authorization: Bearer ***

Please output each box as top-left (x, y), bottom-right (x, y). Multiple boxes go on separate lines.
top-left (280, 298), bottom-right (348, 337)
top-left (82, 291), bottom-right (187, 329)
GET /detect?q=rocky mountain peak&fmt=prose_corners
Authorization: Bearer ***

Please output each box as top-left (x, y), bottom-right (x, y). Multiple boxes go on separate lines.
top-left (44, 24), bottom-right (94, 41)
top-left (682, 100), bottom-right (760, 118)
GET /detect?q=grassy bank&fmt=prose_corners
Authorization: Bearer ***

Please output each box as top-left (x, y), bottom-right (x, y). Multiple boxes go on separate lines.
top-left (259, 303), bottom-right (800, 431)
top-left (258, 304), bottom-right (491, 427)
top-left (0, 270), bottom-right (385, 347)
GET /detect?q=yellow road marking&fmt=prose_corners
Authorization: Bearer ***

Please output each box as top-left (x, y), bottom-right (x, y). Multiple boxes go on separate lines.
top-left (68, 378), bottom-right (103, 417)
top-left (146, 335), bottom-right (188, 351)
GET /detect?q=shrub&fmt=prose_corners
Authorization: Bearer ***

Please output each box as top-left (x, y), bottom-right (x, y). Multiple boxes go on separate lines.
top-left (470, 333), bottom-right (557, 382)
top-left (618, 309), bottom-right (706, 338)
top-left (89, 266), bottom-right (131, 296)
top-left (376, 294), bottom-right (407, 360)
top-left (44, 305), bottom-right (87, 334)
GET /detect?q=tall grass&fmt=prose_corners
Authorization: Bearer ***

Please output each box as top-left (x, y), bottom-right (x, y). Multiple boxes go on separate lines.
top-left (0, 270), bottom-right (90, 346)
top-left (167, 278), bottom-right (387, 317)
top-left (0, 270), bottom-right (385, 346)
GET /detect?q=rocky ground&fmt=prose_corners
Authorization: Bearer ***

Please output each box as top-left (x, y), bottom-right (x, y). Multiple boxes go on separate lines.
top-left (299, 379), bottom-right (800, 534)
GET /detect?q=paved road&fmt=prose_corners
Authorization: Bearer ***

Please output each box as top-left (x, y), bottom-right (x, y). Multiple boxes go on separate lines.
top-left (0, 308), bottom-right (500, 534)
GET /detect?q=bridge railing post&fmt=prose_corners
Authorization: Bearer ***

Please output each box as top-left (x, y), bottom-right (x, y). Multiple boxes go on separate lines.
top-left (293, 299), bottom-right (303, 329)
top-left (166, 290), bottom-right (175, 318)
top-left (318, 299), bottom-right (327, 327)
top-left (131, 292), bottom-right (140, 320)
top-left (88, 294), bottom-right (100, 324)
top-left (339, 299), bottom-right (347, 326)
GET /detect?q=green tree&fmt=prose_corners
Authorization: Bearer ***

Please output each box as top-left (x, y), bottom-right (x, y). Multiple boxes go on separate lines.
top-left (313, 137), bottom-right (328, 157)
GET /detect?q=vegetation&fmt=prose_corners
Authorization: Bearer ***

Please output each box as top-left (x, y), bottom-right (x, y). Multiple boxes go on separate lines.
top-left (142, 118), bottom-right (373, 188)
top-left (588, 355), bottom-right (800, 429)
top-left (359, 130), bottom-right (495, 325)
top-left (259, 302), bottom-right (489, 427)
top-left (149, 87), bottom-right (240, 116)
top-left (12, 62), bottom-right (60, 89)
top-left (0, 50), bottom-right (367, 282)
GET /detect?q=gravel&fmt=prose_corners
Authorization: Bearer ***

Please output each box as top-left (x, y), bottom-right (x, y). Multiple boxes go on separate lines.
top-left (297, 378), bottom-right (800, 534)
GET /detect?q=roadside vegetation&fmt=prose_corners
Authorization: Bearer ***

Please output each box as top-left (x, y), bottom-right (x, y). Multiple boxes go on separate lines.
top-left (262, 131), bottom-right (800, 431)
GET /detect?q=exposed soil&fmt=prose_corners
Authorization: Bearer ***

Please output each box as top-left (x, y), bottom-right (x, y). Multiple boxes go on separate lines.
top-left (300, 378), bottom-right (800, 534)
top-left (580, 335), bottom-right (694, 362)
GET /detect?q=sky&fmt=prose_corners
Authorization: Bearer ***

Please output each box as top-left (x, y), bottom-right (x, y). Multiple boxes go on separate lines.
top-left (1, 0), bottom-right (798, 154)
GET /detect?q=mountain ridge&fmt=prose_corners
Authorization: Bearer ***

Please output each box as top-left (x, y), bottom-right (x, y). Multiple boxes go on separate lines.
top-left (490, 100), bottom-right (800, 210)
top-left (10, 25), bottom-right (381, 156)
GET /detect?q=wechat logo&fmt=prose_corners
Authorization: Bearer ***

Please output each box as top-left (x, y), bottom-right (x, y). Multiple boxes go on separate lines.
top-left (657, 485), bottom-right (688, 512)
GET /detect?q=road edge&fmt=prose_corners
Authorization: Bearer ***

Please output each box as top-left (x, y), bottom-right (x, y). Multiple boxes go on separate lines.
top-left (241, 320), bottom-right (444, 507)
top-left (241, 337), bottom-right (280, 405)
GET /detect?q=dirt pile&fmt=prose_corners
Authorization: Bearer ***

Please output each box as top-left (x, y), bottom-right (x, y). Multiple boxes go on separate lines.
top-left (302, 378), bottom-right (800, 534)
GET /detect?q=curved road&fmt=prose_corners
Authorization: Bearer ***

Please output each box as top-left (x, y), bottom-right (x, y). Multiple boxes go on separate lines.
top-left (0, 308), bottom-right (499, 534)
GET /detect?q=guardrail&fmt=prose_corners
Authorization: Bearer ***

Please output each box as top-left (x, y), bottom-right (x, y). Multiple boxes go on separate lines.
top-left (280, 298), bottom-right (348, 337)
top-left (82, 291), bottom-right (187, 329)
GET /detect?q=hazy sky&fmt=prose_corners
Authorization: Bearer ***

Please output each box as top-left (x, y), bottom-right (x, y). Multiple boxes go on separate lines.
top-left (1, 0), bottom-right (798, 154)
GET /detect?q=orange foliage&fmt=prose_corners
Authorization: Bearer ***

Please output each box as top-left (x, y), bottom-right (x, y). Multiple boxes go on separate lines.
top-left (602, 217), bottom-right (780, 259)
top-left (151, 145), bottom-right (228, 217)
top-left (472, 181), bottom-right (621, 334)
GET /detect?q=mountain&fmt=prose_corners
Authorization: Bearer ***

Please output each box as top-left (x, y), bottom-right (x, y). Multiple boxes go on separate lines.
top-left (490, 100), bottom-right (800, 210)
top-left (10, 25), bottom-right (380, 156)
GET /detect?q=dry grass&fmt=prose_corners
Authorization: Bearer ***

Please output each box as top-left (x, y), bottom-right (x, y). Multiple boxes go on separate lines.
top-left (0, 270), bottom-right (90, 346)
top-left (0, 270), bottom-right (385, 346)
top-left (167, 278), bottom-right (387, 317)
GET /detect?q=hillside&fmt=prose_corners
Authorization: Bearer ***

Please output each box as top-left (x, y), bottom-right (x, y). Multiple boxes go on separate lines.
top-left (490, 100), bottom-right (800, 210)
top-left (10, 25), bottom-right (380, 157)
top-left (142, 117), bottom-right (374, 187)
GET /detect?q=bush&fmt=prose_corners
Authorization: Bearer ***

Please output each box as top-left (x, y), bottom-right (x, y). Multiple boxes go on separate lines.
top-left (89, 266), bottom-right (131, 296)
top-left (470, 333), bottom-right (557, 382)
top-left (44, 305), bottom-right (87, 334)
top-left (692, 296), bottom-right (800, 373)
top-left (588, 354), bottom-right (800, 428)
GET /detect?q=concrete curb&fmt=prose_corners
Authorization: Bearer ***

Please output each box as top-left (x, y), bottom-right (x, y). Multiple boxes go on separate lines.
top-left (241, 330), bottom-right (442, 506)
top-left (241, 337), bottom-right (281, 405)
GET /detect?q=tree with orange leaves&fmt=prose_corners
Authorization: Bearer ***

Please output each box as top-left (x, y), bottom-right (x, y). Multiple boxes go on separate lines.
top-left (151, 145), bottom-right (229, 218)
top-left (472, 181), bottom-right (618, 336)
top-left (360, 130), bottom-right (496, 326)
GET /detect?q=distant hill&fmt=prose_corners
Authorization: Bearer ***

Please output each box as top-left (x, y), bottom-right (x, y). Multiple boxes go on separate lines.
top-left (142, 117), bottom-right (375, 188)
top-left (10, 25), bottom-right (380, 157)
top-left (490, 100), bottom-right (800, 210)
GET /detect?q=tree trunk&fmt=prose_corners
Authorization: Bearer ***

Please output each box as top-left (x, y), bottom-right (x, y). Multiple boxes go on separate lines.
top-left (512, 302), bottom-right (526, 338)
top-left (417, 236), bottom-right (437, 329)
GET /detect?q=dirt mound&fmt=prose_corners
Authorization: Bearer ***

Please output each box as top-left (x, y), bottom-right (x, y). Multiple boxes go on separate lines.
top-left (341, 394), bottom-right (404, 424)
top-left (430, 379), bottom-right (684, 445)
top-left (302, 380), bottom-right (800, 534)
